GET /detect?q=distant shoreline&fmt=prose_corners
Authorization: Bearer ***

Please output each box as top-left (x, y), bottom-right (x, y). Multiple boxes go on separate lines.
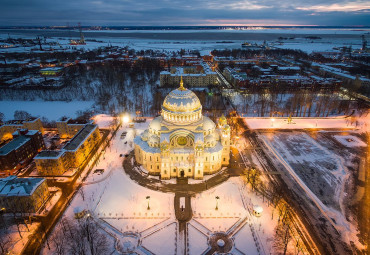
top-left (0, 28), bottom-right (367, 41)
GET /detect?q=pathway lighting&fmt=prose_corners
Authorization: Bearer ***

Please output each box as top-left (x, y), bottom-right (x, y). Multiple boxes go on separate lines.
top-left (146, 196), bottom-right (150, 210)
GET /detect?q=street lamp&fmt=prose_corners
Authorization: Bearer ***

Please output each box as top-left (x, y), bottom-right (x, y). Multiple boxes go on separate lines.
top-left (215, 196), bottom-right (220, 210)
top-left (271, 118), bottom-right (275, 127)
top-left (122, 114), bottom-right (130, 124)
top-left (146, 196), bottom-right (150, 210)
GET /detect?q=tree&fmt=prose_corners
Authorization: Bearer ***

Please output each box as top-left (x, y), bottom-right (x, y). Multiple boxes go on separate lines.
top-left (50, 216), bottom-right (109, 255)
top-left (0, 112), bottom-right (4, 123)
top-left (14, 110), bottom-right (32, 120)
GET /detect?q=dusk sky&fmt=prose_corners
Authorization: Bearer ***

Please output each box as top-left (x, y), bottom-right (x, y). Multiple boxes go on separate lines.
top-left (0, 0), bottom-right (369, 26)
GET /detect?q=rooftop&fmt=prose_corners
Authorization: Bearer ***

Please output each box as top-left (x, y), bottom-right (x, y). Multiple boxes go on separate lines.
top-left (63, 124), bottom-right (97, 151)
top-left (0, 136), bottom-right (31, 156)
top-left (35, 150), bottom-right (64, 159)
top-left (0, 176), bottom-right (45, 197)
top-left (5, 117), bottom-right (37, 125)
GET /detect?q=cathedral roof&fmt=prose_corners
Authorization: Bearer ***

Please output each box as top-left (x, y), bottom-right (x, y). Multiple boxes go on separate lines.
top-left (162, 78), bottom-right (202, 114)
top-left (203, 116), bottom-right (216, 131)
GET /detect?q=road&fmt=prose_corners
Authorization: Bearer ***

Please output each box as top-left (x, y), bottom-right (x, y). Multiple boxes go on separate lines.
top-left (22, 128), bottom-right (111, 255)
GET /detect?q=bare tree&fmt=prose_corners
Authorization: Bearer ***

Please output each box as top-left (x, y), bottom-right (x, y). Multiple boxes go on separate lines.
top-left (14, 110), bottom-right (32, 120)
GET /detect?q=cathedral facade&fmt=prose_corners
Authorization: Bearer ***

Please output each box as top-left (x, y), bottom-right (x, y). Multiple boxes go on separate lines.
top-left (134, 79), bottom-right (230, 179)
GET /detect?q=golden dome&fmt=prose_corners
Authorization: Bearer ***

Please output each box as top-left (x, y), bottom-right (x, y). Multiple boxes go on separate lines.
top-left (161, 80), bottom-right (202, 124)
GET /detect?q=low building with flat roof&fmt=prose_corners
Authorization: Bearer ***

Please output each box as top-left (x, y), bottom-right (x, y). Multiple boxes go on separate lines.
top-left (0, 129), bottom-right (45, 174)
top-left (34, 124), bottom-right (101, 176)
top-left (0, 117), bottom-right (44, 142)
top-left (56, 117), bottom-right (93, 139)
top-left (160, 62), bottom-right (218, 87)
top-left (0, 176), bottom-right (50, 213)
top-left (34, 150), bottom-right (69, 176)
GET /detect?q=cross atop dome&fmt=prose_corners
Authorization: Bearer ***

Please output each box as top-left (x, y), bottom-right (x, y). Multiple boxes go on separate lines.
top-left (179, 75), bottom-right (187, 91)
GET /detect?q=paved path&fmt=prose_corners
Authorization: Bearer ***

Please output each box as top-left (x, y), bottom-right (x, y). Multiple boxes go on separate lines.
top-left (122, 151), bottom-right (235, 195)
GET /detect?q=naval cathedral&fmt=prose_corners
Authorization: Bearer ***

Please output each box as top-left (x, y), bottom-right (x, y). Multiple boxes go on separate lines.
top-left (134, 78), bottom-right (230, 179)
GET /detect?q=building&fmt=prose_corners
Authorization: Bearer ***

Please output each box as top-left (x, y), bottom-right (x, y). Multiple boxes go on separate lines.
top-left (0, 117), bottom-right (44, 142)
top-left (0, 129), bottom-right (45, 174)
top-left (40, 67), bottom-right (64, 76)
top-left (56, 117), bottom-right (93, 139)
top-left (0, 176), bottom-right (50, 213)
top-left (160, 62), bottom-right (218, 87)
top-left (35, 124), bottom-right (101, 176)
top-left (34, 150), bottom-right (69, 176)
top-left (63, 124), bottom-right (101, 168)
top-left (134, 78), bottom-right (230, 179)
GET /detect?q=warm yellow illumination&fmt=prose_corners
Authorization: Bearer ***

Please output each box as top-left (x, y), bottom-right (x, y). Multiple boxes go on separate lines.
top-left (122, 115), bottom-right (130, 124)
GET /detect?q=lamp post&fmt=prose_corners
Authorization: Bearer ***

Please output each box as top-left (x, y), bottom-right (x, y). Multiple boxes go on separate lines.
top-left (146, 196), bottom-right (150, 210)
top-left (271, 118), bottom-right (275, 127)
top-left (122, 114), bottom-right (130, 126)
top-left (215, 196), bottom-right (219, 210)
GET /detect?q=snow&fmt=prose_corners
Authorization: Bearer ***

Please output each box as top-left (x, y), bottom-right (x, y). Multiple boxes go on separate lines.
top-left (244, 117), bottom-right (356, 130)
top-left (141, 222), bottom-right (177, 255)
top-left (233, 224), bottom-right (259, 255)
top-left (0, 222), bottom-right (40, 255)
top-left (187, 223), bottom-right (209, 255)
top-left (92, 114), bottom-right (117, 128)
top-left (0, 100), bottom-right (94, 121)
top-left (260, 131), bottom-right (363, 248)
top-left (334, 135), bottom-right (367, 147)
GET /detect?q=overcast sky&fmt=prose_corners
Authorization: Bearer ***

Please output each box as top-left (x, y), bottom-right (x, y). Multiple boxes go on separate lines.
top-left (0, 0), bottom-right (369, 26)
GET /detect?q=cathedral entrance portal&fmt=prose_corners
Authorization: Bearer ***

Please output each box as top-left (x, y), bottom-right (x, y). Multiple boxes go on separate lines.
top-left (180, 170), bottom-right (185, 177)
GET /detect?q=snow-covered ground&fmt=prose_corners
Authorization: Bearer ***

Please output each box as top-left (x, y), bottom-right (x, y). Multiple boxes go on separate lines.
top-left (0, 100), bottom-right (94, 121)
top-left (244, 117), bottom-right (357, 130)
top-left (0, 221), bottom-right (40, 255)
top-left (334, 135), bottom-right (367, 148)
top-left (260, 131), bottom-right (364, 249)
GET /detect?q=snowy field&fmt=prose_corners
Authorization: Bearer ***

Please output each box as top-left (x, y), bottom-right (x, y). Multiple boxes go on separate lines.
top-left (261, 131), bottom-right (346, 209)
top-left (244, 117), bottom-right (357, 130)
top-left (0, 100), bottom-right (94, 121)
top-left (260, 131), bottom-right (363, 247)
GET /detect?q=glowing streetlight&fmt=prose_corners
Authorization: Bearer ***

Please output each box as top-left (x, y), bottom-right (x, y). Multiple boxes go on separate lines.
top-left (146, 196), bottom-right (151, 210)
top-left (122, 115), bottom-right (130, 124)
top-left (271, 118), bottom-right (275, 127)
top-left (215, 196), bottom-right (220, 210)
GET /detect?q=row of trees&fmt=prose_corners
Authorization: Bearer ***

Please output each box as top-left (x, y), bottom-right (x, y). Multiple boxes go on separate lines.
top-left (48, 217), bottom-right (109, 255)
top-left (231, 89), bottom-right (354, 117)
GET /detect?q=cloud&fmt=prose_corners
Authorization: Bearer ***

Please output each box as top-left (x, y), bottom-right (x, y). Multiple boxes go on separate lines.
top-left (296, 2), bottom-right (370, 12)
top-left (0, 0), bottom-right (369, 26)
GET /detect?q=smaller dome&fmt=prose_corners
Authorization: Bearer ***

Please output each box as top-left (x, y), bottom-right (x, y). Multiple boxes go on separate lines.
top-left (203, 116), bottom-right (216, 131)
top-left (204, 134), bottom-right (216, 147)
top-left (149, 117), bottom-right (161, 133)
top-left (148, 135), bottom-right (160, 147)
top-left (141, 130), bottom-right (149, 141)
top-left (223, 124), bottom-right (230, 131)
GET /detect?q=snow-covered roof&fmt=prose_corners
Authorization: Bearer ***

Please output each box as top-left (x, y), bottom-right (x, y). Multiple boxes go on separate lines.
top-left (203, 116), bottom-right (216, 131)
top-left (0, 176), bottom-right (46, 197)
top-left (0, 136), bottom-right (31, 156)
top-left (134, 136), bottom-right (160, 154)
top-left (204, 142), bottom-right (223, 153)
